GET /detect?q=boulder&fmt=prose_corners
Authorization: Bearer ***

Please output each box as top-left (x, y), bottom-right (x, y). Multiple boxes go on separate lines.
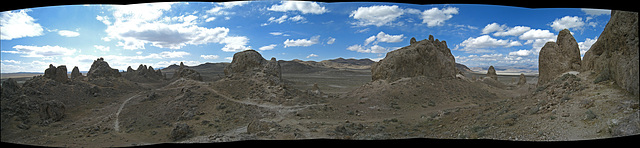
top-left (582, 10), bottom-right (638, 96)
top-left (371, 35), bottom-right (456, 82)
top-left (70, 66), bottom-right (83, 80)
top-left (537, 29), bottom-right (582, 85)
top-left (487, 66), bottom-right (497, 80)
top-left (169, 123), bottom-right (193, 141)
top-left (87, 58), bottom-right (121, 79)
top-left (518, 73), bottom-right (527, 85)
top-left (410, 37), bottom-right (417, 45)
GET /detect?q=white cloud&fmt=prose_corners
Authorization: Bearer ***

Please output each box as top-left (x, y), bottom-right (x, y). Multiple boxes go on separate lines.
top-left (200, 54), bottom-right (219, 59)
top-left (206, 1), bottom-right (249, 15)
top-left (268, 1), bottom-right (328, 14)
top-left (519, 29), bottom-right (555, 40)
top-left (306, 54), bottom-right (319, 58)
top-left (481, 23), bottom-right (507, 34)
top-left (2, 60), bottom-right (21, 64)
top-left (578, 36), bottom-right (598, 57)
top-left (326, 37), bottom-right (336, 44)
top-left (269, 32), bottom-right (283, 36)
top-left (94, 45), bottom-right (110, 52)
top-left (346, 44), bottom-right (388, 53)
top-left (550, 16), bottom-right (585, 31)
top-left (581, 8), bottom-right (611, 16)
top-left (259, 44), bottom-right (277, 51)
top-left (364, 35), bottom-right (376, 46)
top-left (458, 35), bottom-right (522, 49)
top-left (493, 26), bottom-right (531, 37)
top-left (99, 3), bottom-right (251, 51)
top-left (420, 7), bottom-right (459, 27)
top-left (205, 17), bottom-right (216, 22)
top-left (57, 30), bottom-right (80, 37)
top-left (220, 36), bottom-right (251, 52)
top-left (374, 31), bottom-right (404, 43)
top-left (284, 35), bottom-right (320, 48)
top-left (268, 15), bottom-right (288, 24)
top-left (350, 5), bottom-right (404, 27)
top-left (1, 9), bottom-right (44, 40)
top-left (508, 49), bottom-right (534, 57)
top-left (3, 45), bottom-right (76, 57)
top-left (96, 15), bottom-right (111, 25)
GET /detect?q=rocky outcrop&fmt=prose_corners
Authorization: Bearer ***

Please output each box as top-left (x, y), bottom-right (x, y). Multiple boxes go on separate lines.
top-left (1, 78), bottom-right (20, 98)
top-left (38, 100), bottom-right (65, 125)
top-left (224, 50), bottom-right (282, 85)
top-left (487, 66), bottom-right (497, 80)
top-left (410, 37), bottom-right (417, 45)
top-left (70, 66), bottom-right (83, 80)
top-left (582, 10), bottom-right (638, 96)
top-left (124, 64), bottom-right (164, 82)
top-left (172, 62), bottom-right (203, 81)
top-left (518, 73), bottom-right (527, 85)
top-left (87, 58), bottom-right (121, 79)
top-left (371, 35), bottom-right (456, 82)
top-left (538, 29), bottom-right (582, 85)
top-left (44, 64), bottom-right (69, 83)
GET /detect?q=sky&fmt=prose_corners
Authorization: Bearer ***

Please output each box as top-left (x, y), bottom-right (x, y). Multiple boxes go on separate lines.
top-left (1, 1), bottom-right (612, 73)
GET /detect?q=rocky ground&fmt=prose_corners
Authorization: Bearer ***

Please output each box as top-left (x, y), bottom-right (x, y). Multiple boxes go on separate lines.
top-left (2, 10), bottom-right (638, 147)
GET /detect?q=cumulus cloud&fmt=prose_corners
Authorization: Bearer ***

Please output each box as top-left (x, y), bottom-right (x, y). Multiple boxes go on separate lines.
top-left (346, 44), bottom-right (388, 53)
top-left (494, 26), bottom-right (531, 37)
top-left (481, 23), bottom-right (507, 34)
top-left (306, 53), bottom-right (319, 58)
top-left (3, 45), bottom-right (76, 57)
top-left (457, 35), bottom-right (522, 52)
top-left (268, 1), bottom-right (328, 14)
top-left (284, 35), bottom-right (320, 48)
top-left (519, 29), bottom-right (555, 40)
top-left (200, 54), bottom-right (219, 59)
top-left (98, 3), bottom-right (251, 51)
top-left (350, 5), bottom-right (404, 27)
top-left (374, 31), bottom-right (404, 43)
top-left (420, 7), bottom-right (459, 27)
top-left (508, 49), bottom-right (534, 57)
top-left (1, 9), bottom-right (44, 40)
top-left (58, 30), bottom-right (80, 37)
top-left (265, 15), bottom-right (307, 25)
top-left (550, 16), bottom-right (585, 31)
top-left (259, 44), bottom-right (277, 51)
top-left (578, 36), bottom-right (598, 57)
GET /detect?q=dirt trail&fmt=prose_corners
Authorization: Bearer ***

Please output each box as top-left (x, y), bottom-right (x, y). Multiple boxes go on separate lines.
top-left (114, 93), bottom-right (141, 132)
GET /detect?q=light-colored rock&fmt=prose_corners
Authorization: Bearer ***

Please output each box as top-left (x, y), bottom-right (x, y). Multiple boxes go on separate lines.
top-left (538, 29), bottom-right (582, 85)
top-left (518, 73), bottom-right (527, 85)
top-left (487, 66), bottom-right (497, 80)
top-left (582, 10), bottom-right (638, 96)
top-left (371, 35), bottom-right (456, 82)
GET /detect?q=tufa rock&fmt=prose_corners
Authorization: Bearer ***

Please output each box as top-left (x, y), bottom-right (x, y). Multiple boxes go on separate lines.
top-left (487, 66), bottom-right (497, 80)
top-left (124, 64), bottom-right (164, 82)
top-left (582, 10), bottom-right (638, 96)
top-left (87, 58), bottom-right (121, 79)
top-left (224, 50), bottom-right (282, 84)
top-left (173, 63), bottom-right (203, 81)
top-left (1, 78), bottom-right (20, 98)
top-left (371, 35), bottom-right (456, 82)
top-left (518, 73), bottom-right (527, 85)
top-left (410, 37), bottom-right (417, 45)
top-left (537, 29), bottom-right (582, 85)
top-left (70, 66), bottom-right (83, 80)
top-left (44, 64), bottom-right (69, 83)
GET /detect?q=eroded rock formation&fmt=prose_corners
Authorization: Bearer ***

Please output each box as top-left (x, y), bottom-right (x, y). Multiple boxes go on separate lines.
top-left (538, 29), bottom-right (582, 85)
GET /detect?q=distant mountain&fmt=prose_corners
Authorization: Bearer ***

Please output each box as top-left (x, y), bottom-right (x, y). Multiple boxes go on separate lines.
top-left (455, 63), bottom-right (473, 73)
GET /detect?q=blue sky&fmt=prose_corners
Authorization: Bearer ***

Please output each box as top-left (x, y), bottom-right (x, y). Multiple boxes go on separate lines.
top-left (1, 1), bottom-right (611, 73)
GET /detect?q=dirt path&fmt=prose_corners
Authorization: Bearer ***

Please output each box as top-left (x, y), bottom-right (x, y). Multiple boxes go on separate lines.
top-left (114, 93), bottom-right (141, 132)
